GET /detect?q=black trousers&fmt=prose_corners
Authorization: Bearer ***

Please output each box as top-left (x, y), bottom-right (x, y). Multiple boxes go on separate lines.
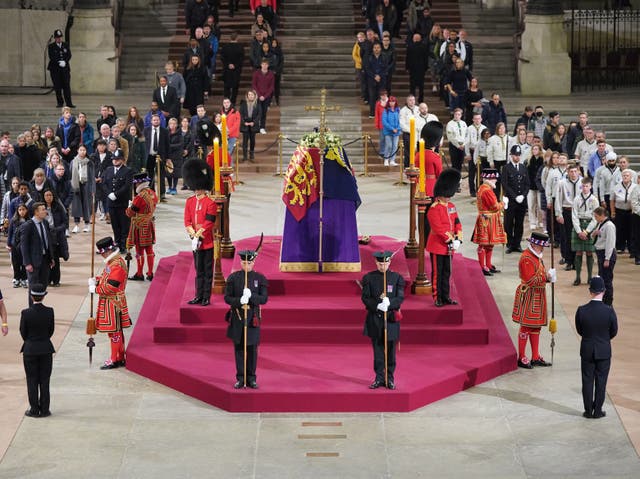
top-left (504, 200), bottom-right (527, 249)
top-left (449, 144), bottom-right (464, 173)
top-left (614, 208), bottom-right (632, 252)
top-left (371, 337), bottom-right (396, 383)
top-left (109, 206), bottom-right (130, 253)
top-left (409, 71), bottom-right (426, 103)
top-left (367, 78), bottom-right (383, 116)
top-left (402, 132), bottom-right (411, 168)
top-left (258, 97), bottom-right (271, 130)
top-left (596, 249), bottom-right (616, 305)
top-left (581, 356), bottom-right (611, 415)
top-left (27, 261), bottom-right (50, 306)
top-left (11, 248), bottom-right (26, 281)
top-left (561, 208), bottom-right (575, 265)
top-left (50, 67), bottom-right (72, 106)
top-left (146, 155), bottom-right (166, 197)
top-left (23, 353), bottom-right (53, 414)
top-left (430, 252), bottom-right (451, 302)
top-left (242, 130), bottom-right (256, 159)
top-left (193, 248), bottom-right (213, 300)
top-left (234, 341), bottom-right (258, 382)
top-left (468, 151), bottom-right (478, 196)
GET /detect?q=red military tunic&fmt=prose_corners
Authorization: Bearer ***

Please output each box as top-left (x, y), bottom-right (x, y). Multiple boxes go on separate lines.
top-left (512, 248), bottom-right (548, 328)
top-left (95, 252), bottom-right (131, 333)
top-left (125, 187), bottom-right (158, 249)
top-left (471, 183), bottom-right (507, 245)
top-left (426, 199), bottom-right (462, 255)
top-left (414, 149), bottom-right (443, 197)
top-left (183, 193), bottom-right (218, 250)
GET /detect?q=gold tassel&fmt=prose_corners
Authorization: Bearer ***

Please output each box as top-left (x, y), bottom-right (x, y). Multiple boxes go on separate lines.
top-left (86, 318), bottom-right (97, 335)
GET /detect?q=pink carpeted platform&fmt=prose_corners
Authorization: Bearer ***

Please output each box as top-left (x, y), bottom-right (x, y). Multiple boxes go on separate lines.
top-left (126, 236), bottom-right (516, 412)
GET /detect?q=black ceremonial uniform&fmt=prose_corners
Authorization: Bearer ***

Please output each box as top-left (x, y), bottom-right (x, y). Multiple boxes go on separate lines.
top-left (47, 36), bottom-right (73, 107)
top-left (224, 270), bottom-right (268, 384)
top-left (501, 160), bottom-right (530, 251)
top-left (362, 269), bottom-right (405, 385)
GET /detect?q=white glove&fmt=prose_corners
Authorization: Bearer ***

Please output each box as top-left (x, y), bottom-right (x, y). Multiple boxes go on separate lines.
top-left (88, 284), bottom-right (96, 294)
top-left (58, 60), bottom-right (66, 68)
top-left (108, 192), bottom-right (117, 201)
top-left (88, 278), bottom-right (96, 287)
top-left (377, 302), bottom-right (389, 312)
top-left (243, 288), bottom-right (252, 298)
top-left (502, 196), bottom-right (509, 210)
top-left (127, 200), bottom-right (133, 208)
top-left (240, 295), bottom-right (250, 305)
top-left (547, 268), bottom-right (557, 283)
top-left (452, 239), bottom-right (461, 251)
top-left (515, 195), bottom-right (524, 204)
top-left (191, 237), bottom-right (200, 251)
top-left (382, 296), bottom-right (390, 307)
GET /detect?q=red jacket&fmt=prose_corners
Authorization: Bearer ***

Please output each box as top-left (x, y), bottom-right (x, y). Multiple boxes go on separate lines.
top-left (95, 253), bottom-right (131, 333)
top-left (426, 199), bottom-right (462, 255)
top-left (225, 109), bottom-right (241, 139)
top-left (375, 100), bottom-right (386, 130)
top-left (512, 248), bottom-right (548, 327)
top-left (183, 194), bottom-right (218, 250)
top-left (414, 149), bottom-right (443, 197)
top-left (251, 0), bottom-right (276, 11)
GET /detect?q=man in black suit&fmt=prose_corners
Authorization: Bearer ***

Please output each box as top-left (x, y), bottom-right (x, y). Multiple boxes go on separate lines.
top-left (501, 144), bottom-right (530, 253)
top-left (20, 283), bottom-right (55, 418)
top-left (575, 276), bottom-right (618, 419)
top-left (144, 114), bottom-right (170, 199)
top-left (152, 76), bottom-right (181, 121)
top-left (220, 32), bottom-right (245, 106)
top-left (101, 149), bottom-right (133, 252)
top-left (47, 29), bottom-right (74, 108)
top-left (20, 202), bottom-right (55, 305)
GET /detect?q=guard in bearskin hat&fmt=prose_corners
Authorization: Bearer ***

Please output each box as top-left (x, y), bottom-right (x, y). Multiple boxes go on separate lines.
top-left (512, 231), bottom-right (556, 369)
top-left (126, 173), bottom-right (158, 281)
top-left (417, 121), bottom-right (444, 240)
top-left (471, 169), bottom-right (507, 276)
top-left (426, 168), bottom-right (462, 307)
top-left (89, 237), bottom-right (132, 370)
top-left (183, 159), bottom-right (218, 306)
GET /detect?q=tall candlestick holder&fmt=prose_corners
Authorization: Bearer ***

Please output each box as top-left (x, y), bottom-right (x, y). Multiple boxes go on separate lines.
top-left (412, 192), bottom-right (432, 295)
top-left (404, 166), bottom-right (419, 258)
top-left (220, 166), bottom-right (235, 258)
top-left (212, 195), bottom-right (227, 294)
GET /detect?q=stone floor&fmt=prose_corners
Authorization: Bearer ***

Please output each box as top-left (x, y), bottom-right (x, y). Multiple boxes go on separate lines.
top-left (1, 167), bottom-right (639, 478)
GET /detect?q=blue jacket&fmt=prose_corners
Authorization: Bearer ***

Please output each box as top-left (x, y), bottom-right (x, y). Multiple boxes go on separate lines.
top-left (80, 123), bottom-right (95, 155)
top-left (382, 108), bottom-right (401, 137)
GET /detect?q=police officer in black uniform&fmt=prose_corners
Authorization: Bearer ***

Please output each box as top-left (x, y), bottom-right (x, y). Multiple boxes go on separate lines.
top-left (362, 251), bottom-right (405, 390)
top-left (47, 29), bottom-right (74, 108)
top-left (224, 249), bottom-right (268, 389)
top-left (501, 144), bottom-right (530, 253)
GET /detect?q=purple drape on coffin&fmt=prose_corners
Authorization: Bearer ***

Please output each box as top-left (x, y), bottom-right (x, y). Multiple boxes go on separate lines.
top-left (281, 198), bottom-right (360, 265)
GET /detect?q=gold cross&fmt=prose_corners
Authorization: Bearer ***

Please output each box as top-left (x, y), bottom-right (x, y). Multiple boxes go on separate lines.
top-left (304, 88), bottom-right (341, 149)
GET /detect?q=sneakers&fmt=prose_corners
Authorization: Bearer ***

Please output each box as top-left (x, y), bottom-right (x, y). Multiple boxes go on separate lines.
top-left (21, 279), bottom-right (28, 288)
top-left (83, 225), bottom-right (90, 233)
top-left (384, 160), bottom-right (389, 166)
top-left (65, 229), bottom-right (70, 238)
top-left (259, 128), bottom-right (267, 134)
top-left (389, 161), bottom-right (398, 167)
top-left (72, 225), bottom-right (79, 234)
top-left (432, 85), bottom-right (438, 93)
top-left (12, 279), bottom-right (20, 288)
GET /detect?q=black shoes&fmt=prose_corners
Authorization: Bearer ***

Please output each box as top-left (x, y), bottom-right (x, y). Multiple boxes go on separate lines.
top-left (573, 278), bottom-right (581, 286)
top-left (531, 358), bottom-right (552, 367)
top-left (100, 362), bottom-right (119, 370)
top-left (517, 359), bottom-right (533, 369)
top-left (583, 411), bottom-right (593, 418)
top-left (514, 246), bottom-right (523, 253)
top-left (248, 381), bottom-right (258, 389)
top-left (369, 380), bottom-right (383, 389)
top-left (146, 274), bottom-right (154, 281)
top-left (564, 264), bottom-right (574, 271)
top-left (201, 298), bottom-right (210, 306)
top-left (443, 298), bottom-right (458, 305)
top-left (482, 269), bottom-right (493, 276)
top-left (593, 410), bottom-right (606, 419)
top-left (234, 381), bottom-right (243, 389)
top-left (505, 247), bottom-right (513, 254)
top-left (434, 299), bottom-right (444, 307)
top-left (67, 104), bottom-right (76, 108)
top-left (188, 297), bottom-right (202, 305)
top-left (559, 258), bottom-right (566, 265)
top-left (40, 410), bottom-right (51, 418)
top-left (129, 274), bottom-right (144, 281)
top-left (25, 409), bottom-right (39, 418)
top-left (233, 380), bottom-right (258, 389)
top-left (387, 380), bottom-right (396, 390)
top-left (490, 266), bottom-right (501, 273)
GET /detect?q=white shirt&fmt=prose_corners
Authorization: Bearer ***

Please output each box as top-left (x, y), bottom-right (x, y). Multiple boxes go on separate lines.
top-left (446, 119), bottom-right (467, 149)
top-left (415, 112), bottom-right (439, 136)
top-left (399, 105), bottom-right (419, 134)
top-left (464, 122), bottom-right (487, 156)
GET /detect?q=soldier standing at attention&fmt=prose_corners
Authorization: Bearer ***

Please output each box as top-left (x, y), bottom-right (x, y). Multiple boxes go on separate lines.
top-left (362, 251), bottom-right (405, 390)
top-left (224, 248), bottom-right (268, 389)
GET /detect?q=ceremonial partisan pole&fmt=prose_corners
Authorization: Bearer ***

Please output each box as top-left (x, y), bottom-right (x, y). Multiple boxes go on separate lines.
top-left (549, 197), bottom-right (556, 365)
top-left (242, 234), bottom-right (263, 388)
top-left (86, 193), bottom-right (97, 365)
top-left (304, 88), bottom-right (340, 272)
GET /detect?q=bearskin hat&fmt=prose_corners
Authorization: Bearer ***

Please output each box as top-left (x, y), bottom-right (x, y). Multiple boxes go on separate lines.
top-left (420, 121), bottom-right (443, 149)
top-left (433, 168), bottom-right (461, 198)
top-left (182, 159), bottom-right (213, 191)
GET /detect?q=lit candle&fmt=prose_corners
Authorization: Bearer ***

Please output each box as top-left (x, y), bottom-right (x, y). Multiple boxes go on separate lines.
top-left (419, 139), bottom-right (425, 194)
top-left (213, 138), bottom-right (221, 195)
top-left (221, 114), bottom-right (228, 166)
top-left (409, 117), bottom-right (416, 167)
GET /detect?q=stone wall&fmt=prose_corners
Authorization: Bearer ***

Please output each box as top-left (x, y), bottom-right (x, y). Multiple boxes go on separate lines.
top-left (0, 9), bottom-right (68, 87)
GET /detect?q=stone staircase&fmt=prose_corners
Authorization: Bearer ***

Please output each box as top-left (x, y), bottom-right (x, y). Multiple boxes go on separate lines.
top-left (458, 0), bottom-right (518, 92)
top-left (119, 2), bottom-right (179, 92)
top-left (279, 0), bottom-right (364, 165)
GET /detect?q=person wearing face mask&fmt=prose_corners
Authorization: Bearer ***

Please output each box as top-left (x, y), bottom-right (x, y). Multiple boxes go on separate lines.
top-left (532, 105), bottom-right (547, 140)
